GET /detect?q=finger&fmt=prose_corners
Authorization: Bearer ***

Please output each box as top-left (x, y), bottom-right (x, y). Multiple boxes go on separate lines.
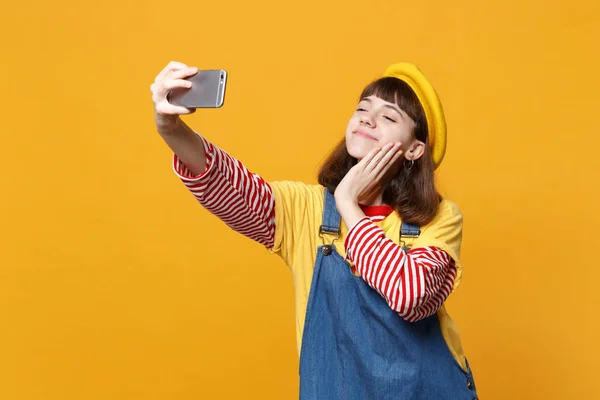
top-left (367, 143), bottom-right (398, 176)
top-left (169, 66), bottom-right (199, 80)
top-left (162, 79), bottom-right (192, 91)
top-left (166, 61), bottom-right (188, 70)
top-left (379, 143), bottom-right (402, 167)
top-left (153, 68), bottom-right (198, 98)
top-left (365, 142), bottom-right (395, 172)
top-left (156, 61), bottom-right (189, 83)
top-left (374, 145), bottom-right (403, 180)
top-left (357, 146), bottom-right (382, 168)
top-left (155, 101), bottom-right (196, 115)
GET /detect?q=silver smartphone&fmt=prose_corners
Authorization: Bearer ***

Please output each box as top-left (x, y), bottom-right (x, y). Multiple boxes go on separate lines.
top-left (168, 69), bottom-right (227, 108)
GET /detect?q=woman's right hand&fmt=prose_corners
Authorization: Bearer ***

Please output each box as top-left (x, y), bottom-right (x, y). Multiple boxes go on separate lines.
top-left (150, 61), bottom-right (199, 134)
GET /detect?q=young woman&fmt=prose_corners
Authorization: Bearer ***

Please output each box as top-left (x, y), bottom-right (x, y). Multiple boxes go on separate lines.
top-left (150, 61), bottom-right (478, 400)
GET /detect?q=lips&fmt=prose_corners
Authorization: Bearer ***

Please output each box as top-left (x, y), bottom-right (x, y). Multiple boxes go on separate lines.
top-left (354, 129), bottom-right (377, 140)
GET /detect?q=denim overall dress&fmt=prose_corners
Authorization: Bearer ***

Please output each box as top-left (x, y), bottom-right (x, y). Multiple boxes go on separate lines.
top-left (298, 190), bottom-right (478, 400)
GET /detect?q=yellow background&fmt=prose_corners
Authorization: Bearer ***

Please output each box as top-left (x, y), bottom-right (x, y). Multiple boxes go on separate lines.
top-left (1, 0), bottom-right (599, 398)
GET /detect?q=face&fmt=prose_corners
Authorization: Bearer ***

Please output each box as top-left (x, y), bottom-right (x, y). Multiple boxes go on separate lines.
top-left (345, 95), bottom-right (424, 161)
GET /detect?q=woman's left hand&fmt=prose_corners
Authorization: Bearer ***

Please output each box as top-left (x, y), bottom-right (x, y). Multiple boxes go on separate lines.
top-left (334, 142), bottom-right (404, 206)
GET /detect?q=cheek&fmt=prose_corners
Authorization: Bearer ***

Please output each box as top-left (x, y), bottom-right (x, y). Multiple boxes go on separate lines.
top-left (344, 117), bottom-right (364, 155)
top-left (381, 126), bottom-right (413, 147)
top-left (346, 115), bottom-right (359, 131)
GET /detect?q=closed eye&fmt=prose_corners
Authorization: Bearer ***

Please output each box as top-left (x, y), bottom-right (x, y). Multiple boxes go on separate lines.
top-left (384, 116), bottom-right (396, 122)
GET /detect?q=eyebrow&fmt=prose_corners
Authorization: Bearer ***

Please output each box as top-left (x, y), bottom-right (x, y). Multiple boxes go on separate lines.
top-left (359, 98), bottom-right (405, 119)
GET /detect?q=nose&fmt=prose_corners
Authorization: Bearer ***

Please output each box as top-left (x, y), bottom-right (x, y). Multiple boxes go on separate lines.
top-left (360, 112), bottom-right (375, 127)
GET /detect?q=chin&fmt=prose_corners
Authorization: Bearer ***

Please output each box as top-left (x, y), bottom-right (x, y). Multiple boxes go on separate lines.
top-left (346, 140), bottom-right (376, 160)
top-left (347, 147), bottom-right (367, 160)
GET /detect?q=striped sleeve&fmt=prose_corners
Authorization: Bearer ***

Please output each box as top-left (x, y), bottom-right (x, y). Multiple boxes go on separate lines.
top-left (344, 217), bottom-right (457, 322)
top-left (172, 136), bottom-right (276, 247)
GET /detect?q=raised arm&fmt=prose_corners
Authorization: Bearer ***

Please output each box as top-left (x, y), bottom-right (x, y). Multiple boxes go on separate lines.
top-left (151, 61), bottom-right (276, 247)
top-left (151, 61), bottom-right (207, 176)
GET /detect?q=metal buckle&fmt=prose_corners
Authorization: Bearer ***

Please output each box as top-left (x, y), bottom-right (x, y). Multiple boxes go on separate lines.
top-left (319, 225), bottom-right (340, 256)
top-left (400, 224), bottom-right (420, 252)
top-left (400, 231), bottom-right (420, 239)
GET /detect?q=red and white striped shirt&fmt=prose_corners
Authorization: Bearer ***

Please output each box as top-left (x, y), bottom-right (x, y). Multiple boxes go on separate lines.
top-left (344, 217), bottom-right (456, 322)
top-left (173, 136), bottom-right (456, 322)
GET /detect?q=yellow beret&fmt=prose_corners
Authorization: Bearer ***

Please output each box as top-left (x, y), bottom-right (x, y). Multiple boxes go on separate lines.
top-left (383, 63), bottom-right (447, 169)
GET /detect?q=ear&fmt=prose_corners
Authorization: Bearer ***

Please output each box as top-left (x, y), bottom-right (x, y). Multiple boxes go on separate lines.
top-left (405, 140), bottom-right (425, 161)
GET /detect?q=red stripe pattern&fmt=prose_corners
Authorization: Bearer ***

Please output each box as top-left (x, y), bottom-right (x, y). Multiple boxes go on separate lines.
top-left (172, 137), bottom-right (276, 247)
top-left (172, 138), bottom-right (455, 322)
top-left (345, 217), bottom-right (457, 322)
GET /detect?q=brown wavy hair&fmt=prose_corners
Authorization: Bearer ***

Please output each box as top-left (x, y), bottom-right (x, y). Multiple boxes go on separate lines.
top-left (317, 77), bottom-right (441, 226)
